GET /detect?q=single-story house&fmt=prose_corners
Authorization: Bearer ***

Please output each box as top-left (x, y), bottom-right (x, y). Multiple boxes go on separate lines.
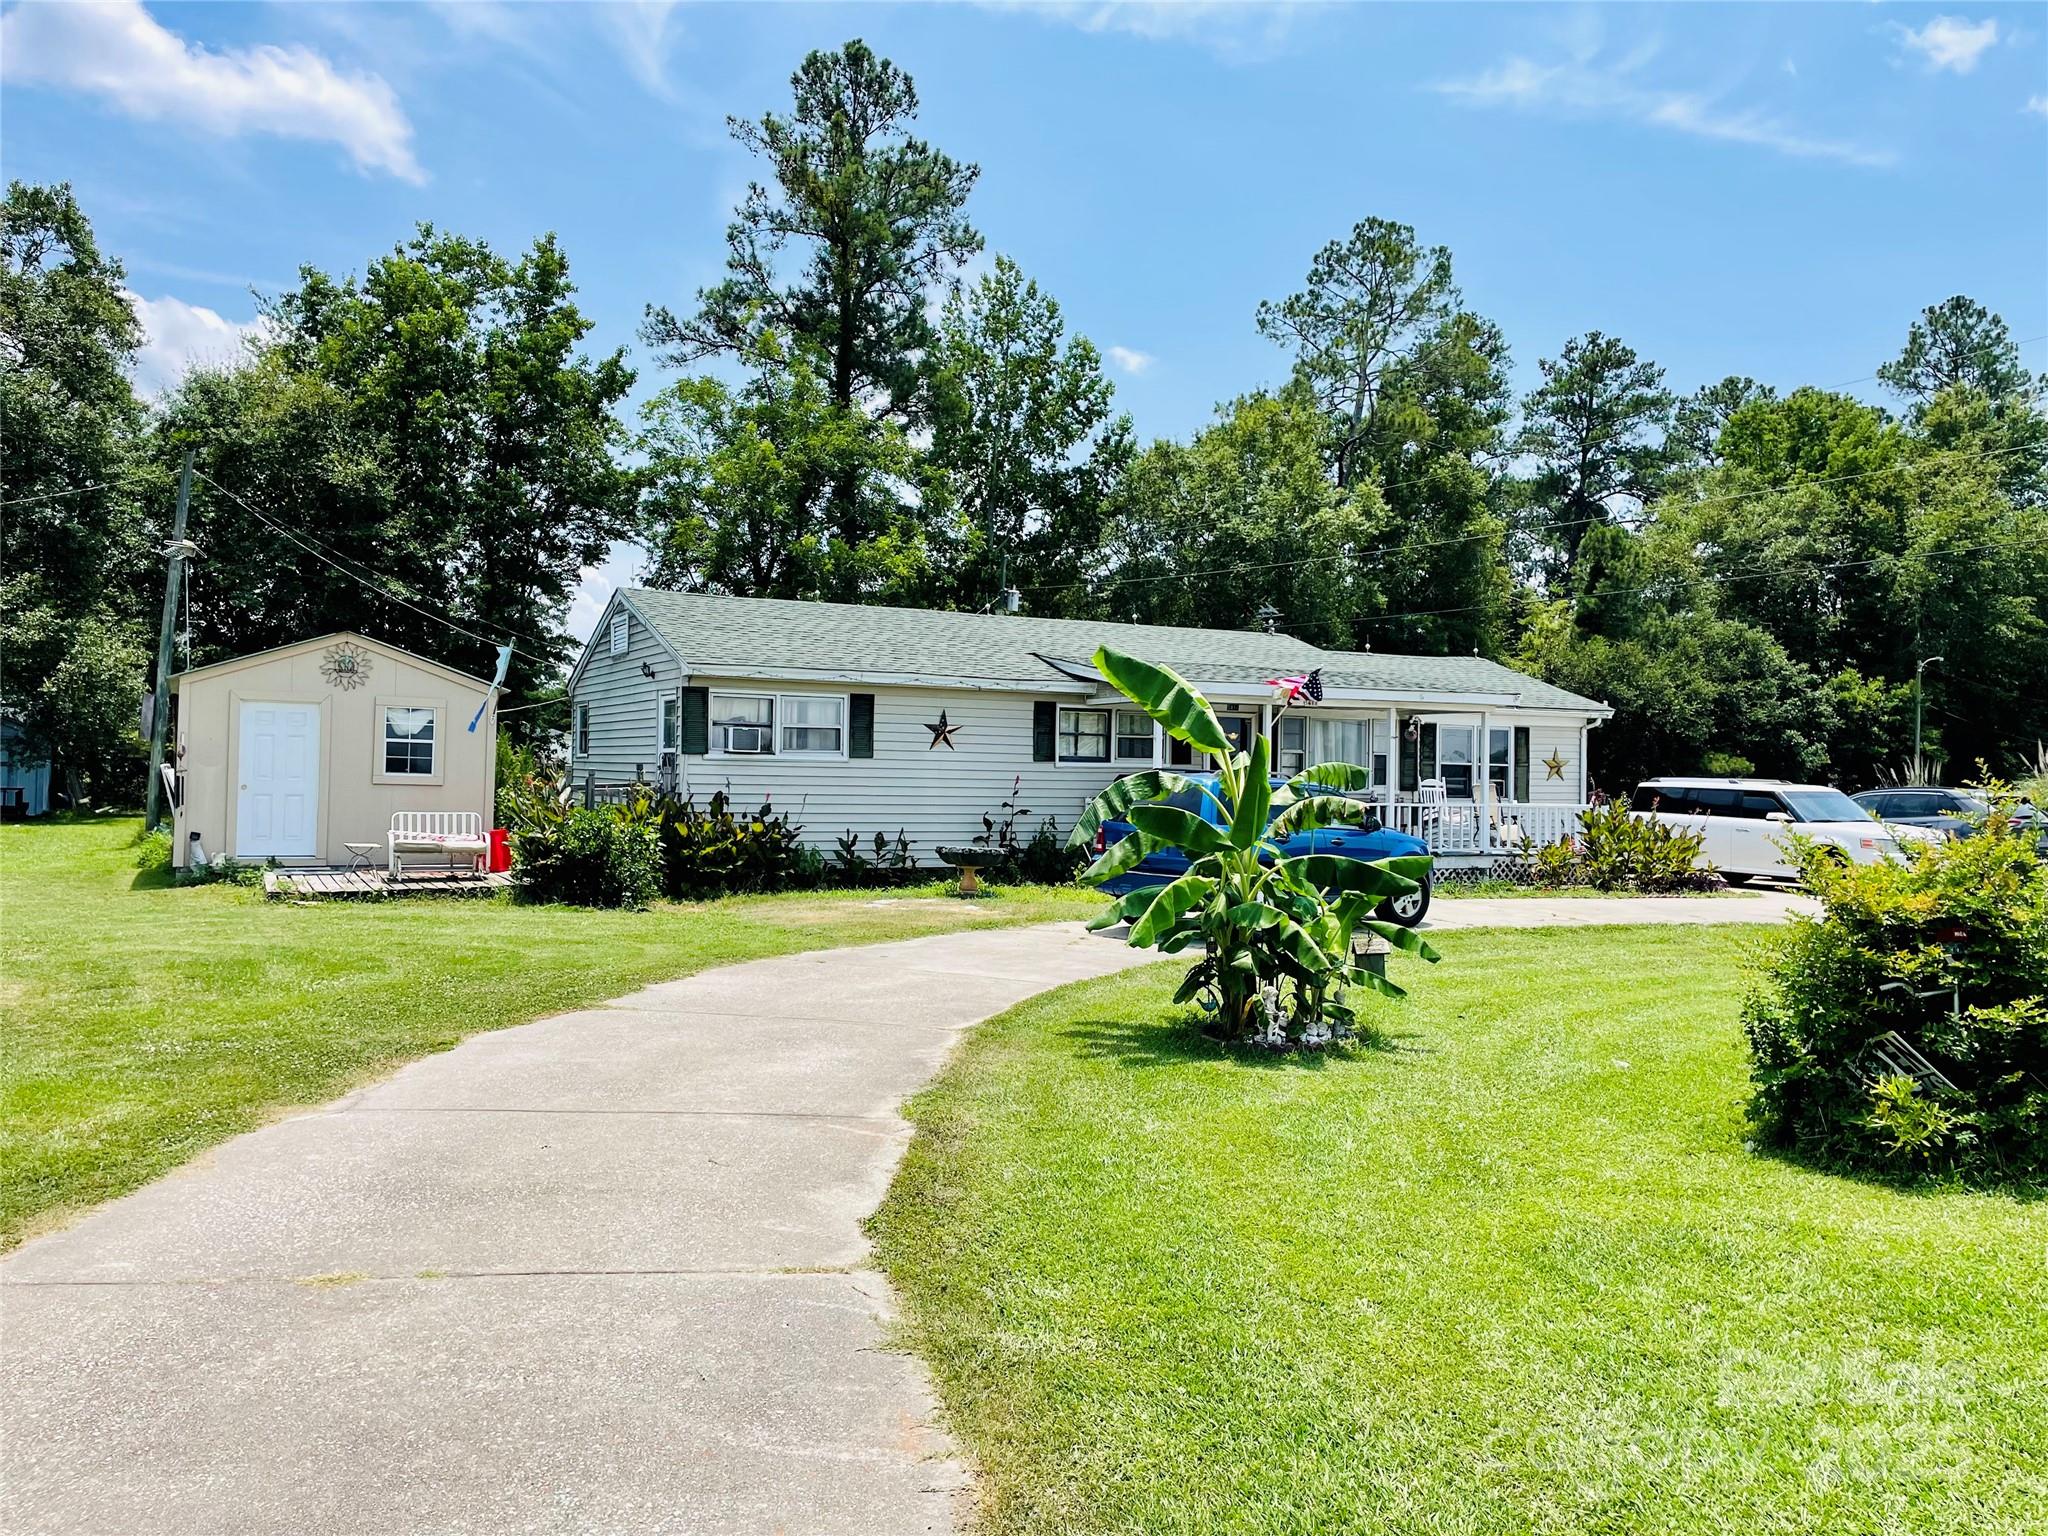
top-left (566, 591), bottom-right (1613, 867)
top-left (169, 632), bottom-right (497, 870)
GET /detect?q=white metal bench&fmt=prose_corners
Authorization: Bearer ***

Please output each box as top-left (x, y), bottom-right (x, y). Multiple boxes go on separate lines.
top-left (389, 811), bottom-right (488, 877)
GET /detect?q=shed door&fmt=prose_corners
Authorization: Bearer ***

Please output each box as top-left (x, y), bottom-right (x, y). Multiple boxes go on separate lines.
top-left (237, 701), bottom-right (319, 857)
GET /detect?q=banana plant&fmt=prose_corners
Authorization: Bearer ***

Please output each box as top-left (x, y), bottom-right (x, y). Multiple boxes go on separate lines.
top-left (1067, 646), bottom-right (1438, 1044)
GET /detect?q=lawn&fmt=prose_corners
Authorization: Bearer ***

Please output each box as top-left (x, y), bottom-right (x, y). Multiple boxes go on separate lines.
top-left (0, 815), bottom-right (1097, 1250)
top-left (871, 926), bottom-right (2048, 1536)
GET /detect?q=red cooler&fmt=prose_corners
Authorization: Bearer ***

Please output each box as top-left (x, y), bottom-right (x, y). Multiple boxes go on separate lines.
top-left (488, 827), bottom-right (511, 873)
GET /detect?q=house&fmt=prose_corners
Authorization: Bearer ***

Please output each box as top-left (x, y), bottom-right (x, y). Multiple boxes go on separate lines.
top-left (168, 632), bottom-right (498, 870)
top-left (565, 590), bottom-right (1613, 867)
top-left (0, 715), bottom-right (52, 818)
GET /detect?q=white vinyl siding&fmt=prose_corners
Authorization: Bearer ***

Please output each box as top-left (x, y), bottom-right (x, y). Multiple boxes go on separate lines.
top-left (568, 599), bottom-right (685, 783)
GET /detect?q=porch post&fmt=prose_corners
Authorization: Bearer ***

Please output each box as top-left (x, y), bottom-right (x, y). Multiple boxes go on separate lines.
top-left (1154, 719), bottom-right (1164, 766)
top-left (1579, 723), bottom-right (1590, 801)
top-left (1384, 705), bottom-right (1397, 824)
top-left (1479, 709), bottom-right (1492, 854)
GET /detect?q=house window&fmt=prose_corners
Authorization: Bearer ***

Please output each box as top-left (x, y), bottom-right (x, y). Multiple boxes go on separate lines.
top-left (779, 694), bottom-right (846, 756)
top-left (711, 693), bottom-right (775, 754)
top-left (1309, 718), bottom-right (1369, 772)
top-left (1114, 709), bottom-right (1154, 761)
top-left (660, 695), bottom-right (680, 753)
top-left (383, 707), bottom-right (436, 776)
top-left (1058, 707), bottom-right (1111, 763)
top-left (1438, 726), bottom-right (1476, 800)
top-left (576, 702), bottom-right (591, 757)
top-left (1489, 728), bottom-right (1512, 801)
top-left (1274, 715), bottom-right (1307, 775)
top-left (610, 613), bottom-right (628, 656)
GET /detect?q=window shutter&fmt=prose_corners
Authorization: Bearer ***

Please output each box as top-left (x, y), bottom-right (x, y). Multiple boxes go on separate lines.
top-left (1399, 727), bottom-right (1417, 792)
top-left (849, 693), bottom-right (875, 759)
top-left (1032, 701), bottom-right (1056, 762)
top-left (679, 686), bottom-right (709, 755)
top-left (1513, 727), bottom-right (1532, 802)
top-left (1420, 724), bottom-right (1438, 783)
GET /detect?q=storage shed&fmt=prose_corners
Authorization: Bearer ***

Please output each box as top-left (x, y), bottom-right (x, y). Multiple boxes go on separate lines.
top-left (170, 632), bottom-right (497, 870)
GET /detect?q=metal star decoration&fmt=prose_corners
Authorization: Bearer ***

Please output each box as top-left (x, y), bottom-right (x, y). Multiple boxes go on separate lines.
top-left (924, 709), bottom-right (961, 750)
top-left (1543, 749), bottom-right (1567, 780)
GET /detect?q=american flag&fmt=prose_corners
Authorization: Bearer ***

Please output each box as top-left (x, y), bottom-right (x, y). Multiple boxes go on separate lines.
top-left (1266, 668), bottom-right (1323, 703)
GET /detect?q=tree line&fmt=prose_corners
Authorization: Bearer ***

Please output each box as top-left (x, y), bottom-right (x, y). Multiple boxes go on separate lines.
top-left (4, 39), bottom-right (2044, 803)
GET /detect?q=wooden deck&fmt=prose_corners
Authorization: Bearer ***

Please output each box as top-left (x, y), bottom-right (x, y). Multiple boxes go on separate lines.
top-left (263, 866), bottom-right (514, 901)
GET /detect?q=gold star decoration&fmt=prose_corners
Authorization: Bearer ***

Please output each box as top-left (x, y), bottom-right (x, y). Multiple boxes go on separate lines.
top-left (924, 709), bottom-right (962, 750)
top-left (1543, 750), bottom-right (1567, 780)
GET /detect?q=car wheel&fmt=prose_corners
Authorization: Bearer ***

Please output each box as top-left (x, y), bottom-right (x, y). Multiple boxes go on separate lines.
top-left (1376, 873), bottom-right (1431, 928)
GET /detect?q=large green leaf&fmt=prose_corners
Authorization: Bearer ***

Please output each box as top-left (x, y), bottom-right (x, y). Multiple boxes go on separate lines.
top-left (1230, 734), bottom-right (1272, 849)
top-left (1129, 871), bottom-right (1216, 946)
top-left (1355, 918), bottom-right (1441, 962)
top-left (1283, 853), bottom-right (1421, 900)
top-left (1085, 885), bottom-right (1167, 932)
top-left (1079, 831), bottom-right (1155, 885)
top-left (1342, 964), bottom-right (1409, 999)
top-left (1094, 646), bottom-right (1232, 756)
top-left (1066, 769), bottom-right (1199, 850)
top-left (1128, 804), bottom-right (1234, 856)
top-left (1377, 854), bottom-right (1434, 886)
top-left (1267, 792), bottom-right (1368, 840)
top-left (1286, 762), bottom-right (1374, 795)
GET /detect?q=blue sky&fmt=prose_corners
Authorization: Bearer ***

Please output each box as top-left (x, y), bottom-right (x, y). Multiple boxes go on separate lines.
top-left (6, 1), bottom-right (2045, 632)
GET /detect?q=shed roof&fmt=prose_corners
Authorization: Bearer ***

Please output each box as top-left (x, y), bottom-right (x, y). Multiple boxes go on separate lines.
top-left (615, 590), bottom-right (1608, 714)
top-left (172, 631), bottom-right (494, 691)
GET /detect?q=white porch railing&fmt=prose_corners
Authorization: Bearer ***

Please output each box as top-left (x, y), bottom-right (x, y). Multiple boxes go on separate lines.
top-left (1381, 794), bottom-right (1590, 858)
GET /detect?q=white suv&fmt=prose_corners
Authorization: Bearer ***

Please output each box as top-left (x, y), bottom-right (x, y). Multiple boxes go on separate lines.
top-left (1629, 778), bottom-right (1932, 882)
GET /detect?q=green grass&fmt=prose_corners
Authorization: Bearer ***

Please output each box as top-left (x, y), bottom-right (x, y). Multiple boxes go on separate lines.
top-left (871, 927), bottom-right (2048, 1536)
top-left (0, 815), bottom-right (1097, 1249)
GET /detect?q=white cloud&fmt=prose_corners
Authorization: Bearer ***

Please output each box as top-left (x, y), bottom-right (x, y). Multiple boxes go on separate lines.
top-left (0, 0), bottom-right (424, 183)
top-left (981, 2), bottom-right (1300, 63)
top-left (596, 0), bottom-right (686, 99)
top-left (1107, 345), bottom-right (1156, 376)
top-left (1434, 42), bottom-right (1894, 169)
top-left (568, 543), bottom-right (645, 646)
top-left (1894, 16), bottom-right (2000, 75)
top-left (2027, 95), bottom-right (2048, 118)
top-left (126, 293), bottom-right (269, 396)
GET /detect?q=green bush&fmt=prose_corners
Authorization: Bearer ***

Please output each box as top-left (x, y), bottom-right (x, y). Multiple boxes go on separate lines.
top-left (1015, 817), bottom-right (1083, 886)
top-left (511, 805), bottom-right (661, 909)
top-left (132, 824), bottom-right (172, 876)
top-left (1531, 801), bottom-right (1717, 892)
top-left (660, 792), bottom-right (810, 898)
top-left (1742, 806), bottom-right (2048, 1181)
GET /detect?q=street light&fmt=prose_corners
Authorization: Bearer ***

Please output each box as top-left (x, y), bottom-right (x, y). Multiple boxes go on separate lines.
top-left (1914, 654), bottom-right (1944, 771)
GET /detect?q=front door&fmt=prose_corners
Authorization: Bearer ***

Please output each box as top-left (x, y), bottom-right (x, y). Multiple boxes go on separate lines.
top-left (237, 701), bottom-right (319, 857)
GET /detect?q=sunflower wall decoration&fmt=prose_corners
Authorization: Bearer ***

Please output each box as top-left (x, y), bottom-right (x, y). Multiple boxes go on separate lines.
top-left (320, 640), bottom-right (374, 691)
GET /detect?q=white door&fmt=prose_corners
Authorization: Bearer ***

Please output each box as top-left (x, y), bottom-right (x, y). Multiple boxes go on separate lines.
top-left (237, 701), bottom-right (319, 857)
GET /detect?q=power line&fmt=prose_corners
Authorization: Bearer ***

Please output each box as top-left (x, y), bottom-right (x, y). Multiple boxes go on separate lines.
top-left (189, 467), bottom-right (558, 665)
top-left (1021, 437), bottom-right (2036, 603)
top-left (0, 478), bottom-right (138, 508)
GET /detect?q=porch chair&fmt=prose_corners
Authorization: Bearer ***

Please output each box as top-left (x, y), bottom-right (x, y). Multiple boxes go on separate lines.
top-left (388, 810), bottom-right (488, 878)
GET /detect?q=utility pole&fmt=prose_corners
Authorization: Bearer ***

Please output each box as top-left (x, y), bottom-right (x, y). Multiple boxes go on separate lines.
top-left (1913, 653), bottom-right (1944, 773)
top-left (145, 450), bottom-right (195, 830)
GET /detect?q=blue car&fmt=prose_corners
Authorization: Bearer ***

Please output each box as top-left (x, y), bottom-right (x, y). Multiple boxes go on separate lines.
top-left (1091, 772), bottom-right (1434, 926)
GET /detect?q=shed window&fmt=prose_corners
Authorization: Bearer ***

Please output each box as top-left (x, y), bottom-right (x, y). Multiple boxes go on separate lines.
top-left (1058, 708), bottom-right (1111, 763)
top-left (1114, 709), bottom-right (1154, 761)
top-left (383, 707), bottom-right (437, 776)
top-left (609, 613), bottom-right (628, 656)
top-left (576, 702), bottom-right (591, 757)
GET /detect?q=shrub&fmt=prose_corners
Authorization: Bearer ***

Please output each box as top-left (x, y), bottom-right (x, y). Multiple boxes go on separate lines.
top-left (659, 792), bottom-right (809, 898)
top-left (1742, 805), bottom-right (2048, 1182)
top-left (511, 805), bottom-right (661, 909)
top-left (132, 824), bottom-right (172, 876)
top-left (1016, 817), bottom-right (1083, 886)
top-left (1530, 801), bottom-right (1717, 892)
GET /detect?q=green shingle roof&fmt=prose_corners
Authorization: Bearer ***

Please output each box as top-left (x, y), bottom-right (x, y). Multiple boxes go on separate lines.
top-left (618, 589), bottom-right (1607, 713)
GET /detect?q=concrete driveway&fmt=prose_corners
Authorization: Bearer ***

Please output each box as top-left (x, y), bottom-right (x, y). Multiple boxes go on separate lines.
top-left (1422, 887), bottom-right (1817, 930)
top-left (1, 896), bottom-right (1806, 1534)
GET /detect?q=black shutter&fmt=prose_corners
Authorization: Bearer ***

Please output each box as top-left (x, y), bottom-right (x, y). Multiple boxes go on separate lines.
top-left (1399, 726), bottom-right (1417, 791)
top-left (1420, 724), bottom-right (1438, 783)
top-left (849, 693), bottom-right (875, 759)
top-left (679, 686), bottom-right (709, 755)
top-left (1513, 727), bottom-right (1531, 802)
top-left (1032, 701), bottom-right (1056, 762)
